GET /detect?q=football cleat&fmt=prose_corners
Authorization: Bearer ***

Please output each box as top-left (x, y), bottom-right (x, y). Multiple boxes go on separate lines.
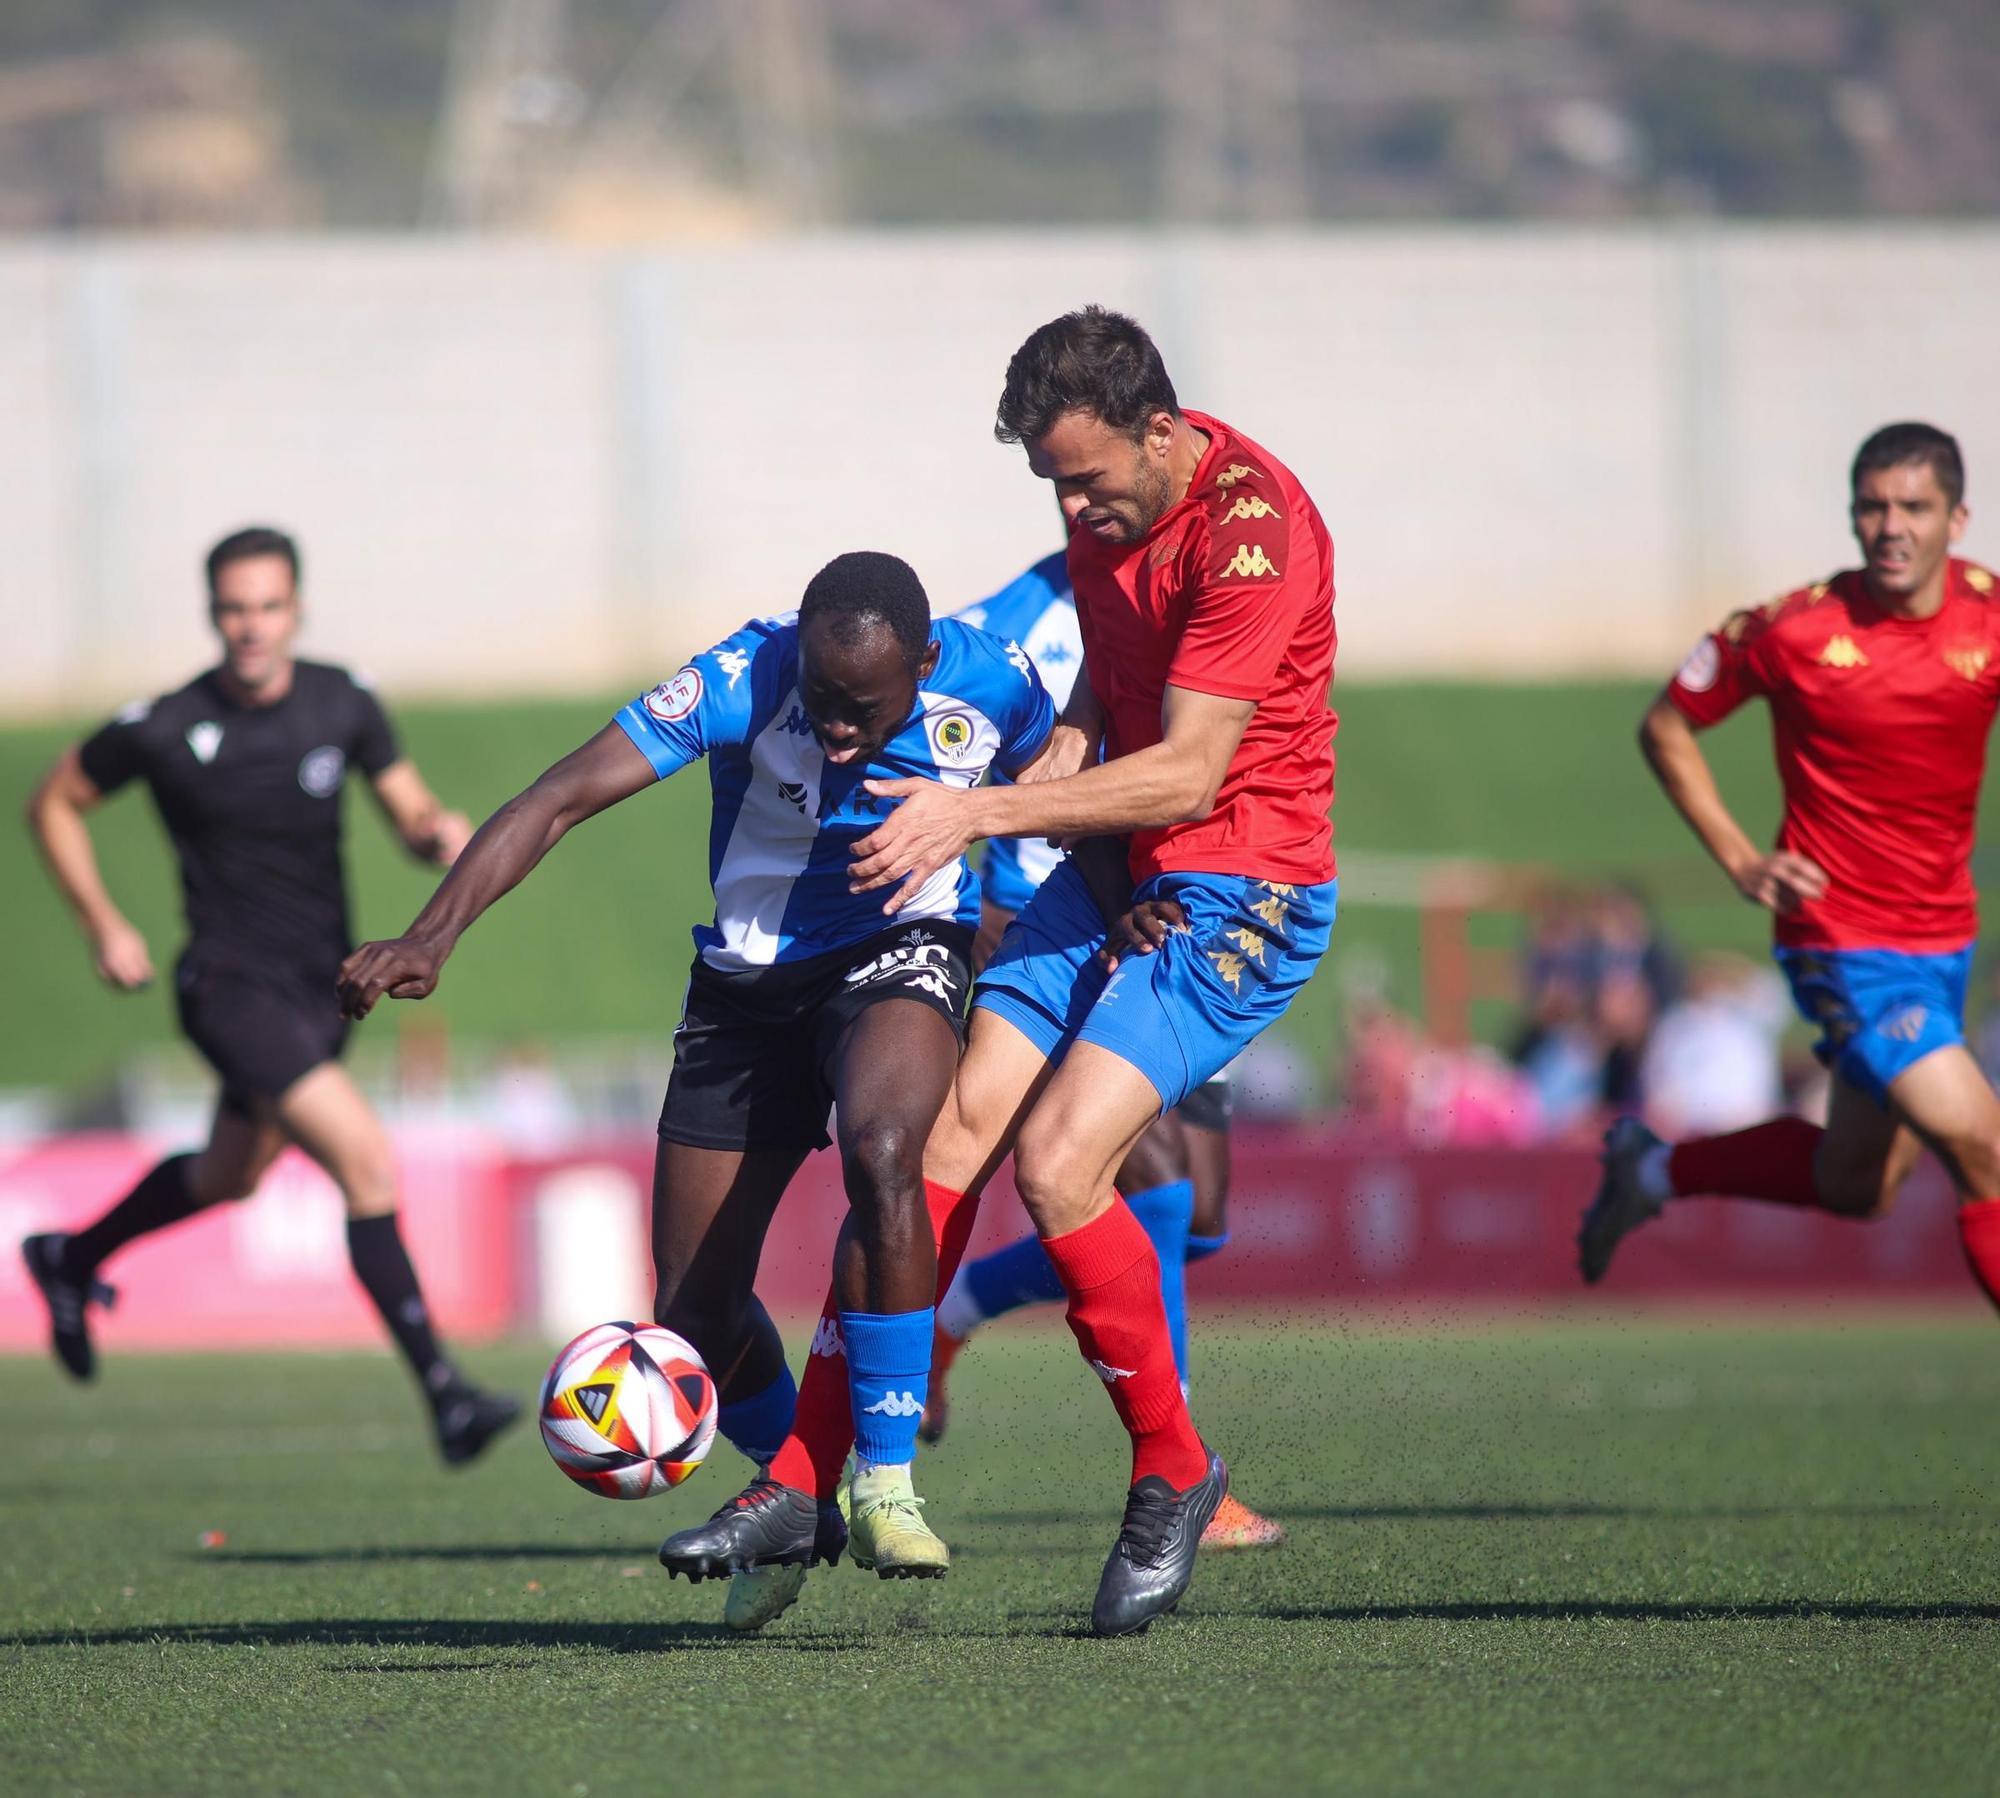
top-left (846, 1464), bottom-right (950, 1579)
top-left (1579, 1116), bottom-right (1667, 1285)
top-left (918, 1326), bottom-right (965, 1445)
top-left (435, 1386), bottom-right (523, 1466)
top-left (659, 1478), bottom-right (825, 1583)
top-left (1090, 1450), bottom-right (1228, 1637)
top-left (723, 1498), bottom-right (847, 1631)
top-left (21, 1234), bottom-right (116, 1382)
top-left (1200, 1492), bottom-right (1286, 1551)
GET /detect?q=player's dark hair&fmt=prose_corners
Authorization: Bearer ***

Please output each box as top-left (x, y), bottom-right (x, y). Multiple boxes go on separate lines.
top-left (1851, 423), bottom-right (1965, 510)
top-left (995, 305), bottom-right (1180, 446)
top-left (206, 525), bottom-right (300, 597)
top-left (798, 551), bottom-right (932, 668)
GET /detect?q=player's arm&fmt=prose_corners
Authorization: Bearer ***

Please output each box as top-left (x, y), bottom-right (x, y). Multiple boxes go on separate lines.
top-left (1639, 691), bottom-right (1826, 913)
top-left (24, 747), bottom-right (153, 990)
top-left (337, 726), bottom-right (655, 1017)
top-left (369, 760), bottom-right (474, 867)
top-left (1023, 656), bottom-right (1103, 784)
top-left (851, 683), bottom-right (1254, 909)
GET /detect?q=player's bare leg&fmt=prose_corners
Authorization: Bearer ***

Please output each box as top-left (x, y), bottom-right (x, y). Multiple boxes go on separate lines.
top-left (23, 1098), bottom-right (284, 1380)
top-left (276, 1064), bottom-right (519, 1463)
top-left (1880, 1048), bottom-right (2000, 1310)
top-left (1011, 1041), bottom-right (1227, 1636)
top-left (675, 998), bottom-right (963, 1587)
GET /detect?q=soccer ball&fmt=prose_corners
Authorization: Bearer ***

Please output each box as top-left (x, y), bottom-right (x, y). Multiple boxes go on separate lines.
top-left (539, 1322), bottom-right (719, 1499)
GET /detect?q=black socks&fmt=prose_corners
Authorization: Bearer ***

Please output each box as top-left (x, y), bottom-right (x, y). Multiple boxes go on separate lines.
top-left (345, 1213), bottom-right (458, 1403)
top-left (64, 1153), bottom-right (203, 1274)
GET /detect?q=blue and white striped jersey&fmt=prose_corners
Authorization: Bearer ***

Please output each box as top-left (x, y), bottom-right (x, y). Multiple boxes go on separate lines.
top-left (955, 550), bottom-right (1083, 915)
top-left (615, 612), bottom-right (1054, 971)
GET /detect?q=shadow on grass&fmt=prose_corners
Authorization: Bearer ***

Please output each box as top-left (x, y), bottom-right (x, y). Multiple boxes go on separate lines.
top-left (977, 1502), bottom-right (1959, 1526)
top-left (1254, 1600), bottom-right (2000, 1624)
top-left (190, 1544), bottom-right (651, 1566)
top-left (5, 1618), bottom-right (853, 1655)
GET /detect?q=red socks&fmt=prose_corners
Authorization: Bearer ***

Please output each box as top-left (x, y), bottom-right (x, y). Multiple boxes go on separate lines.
top-left (768, 1178), bottom-right (982, 1500)
top-left (1958, 1199), bottom-right (2000, 1312)
top-left (1668, 1118), bottom-right (1824, 1207)
top-left (1042, 1199), bottom-right (1208, 1490)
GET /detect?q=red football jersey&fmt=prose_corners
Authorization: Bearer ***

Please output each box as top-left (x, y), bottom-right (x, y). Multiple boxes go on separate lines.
top-left (1065, 410), bottom-right (1337, 885)
top-left (1666, 558), bottom-right (2000, 952)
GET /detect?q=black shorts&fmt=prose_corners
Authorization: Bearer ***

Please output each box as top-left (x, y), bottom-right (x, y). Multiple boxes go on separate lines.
top-left (1174, 1068), bottom-right (1235, 1134)
top-left (176, 951), bottom-right (349, 1117)
top-left (659, 922), bottom-right (976, 1153)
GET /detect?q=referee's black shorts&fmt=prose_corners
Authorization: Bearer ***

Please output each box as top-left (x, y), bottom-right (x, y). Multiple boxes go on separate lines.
top-left (659, 922), bottom-right (975, 1154)
top-left (175, 951), bottom-right (350, 1117)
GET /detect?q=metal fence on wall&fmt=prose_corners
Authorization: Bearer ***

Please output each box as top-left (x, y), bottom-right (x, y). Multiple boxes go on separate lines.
top-left (4, 226), bottom-right (1996, 714)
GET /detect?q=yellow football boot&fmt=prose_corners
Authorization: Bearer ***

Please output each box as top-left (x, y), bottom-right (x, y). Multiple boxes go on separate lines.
top-left (846, 1464), bottom-right (950, 1579)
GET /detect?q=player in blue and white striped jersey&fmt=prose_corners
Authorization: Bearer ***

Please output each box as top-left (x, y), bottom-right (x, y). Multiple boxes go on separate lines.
top-left (339, 552), bottom-right (1057, 1602)
top-left (931, 549), bottom-right (1284, 1551)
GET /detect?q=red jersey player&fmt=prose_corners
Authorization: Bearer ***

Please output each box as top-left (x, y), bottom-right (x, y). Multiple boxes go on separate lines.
top-left (684, 306), bottom-right (1339, 1637)
top-left (1580, 422), bottom-right (2000, 1314)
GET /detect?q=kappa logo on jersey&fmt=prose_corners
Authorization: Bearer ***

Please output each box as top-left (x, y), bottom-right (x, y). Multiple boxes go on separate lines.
top-left (1944, 645), bottom-right (1991, 680)
top-left (298, 746), bottom-right (346, 798)
top-left (1222, 495), bottom-right (1279, 522)
top-left (928, 711), bottom-right (978, 764)
top-left (186, 721), bottom-right (224, 764)
top-left (715, 648), bottom-right (752, 690)
top-left (1222, 543), bottom-right (1281, 579)
top-left (862, 1391), bottom-right (923, 1418)
top-left (644, 667), bottom-right (703, 723)
top-left (1965, 565), bottom-right (1995, 595)
top-left (777, 704), bottom-right (815, 738)
top-left (1676, 637), bottom-right (1721, 693)
top-left (1817, 635), bottom-right (1869, 669)
top-left (810, 1317), bottom-right (844, 1359)
top-left (1038, 639), bottom-right (1076, 666)
top-left (1089, 1358), bottom-right (1137, 1384)
top-left (1215, 463), bottom-right (1262, 489)
top-left (1004, 639), bottom-right (1033, 680)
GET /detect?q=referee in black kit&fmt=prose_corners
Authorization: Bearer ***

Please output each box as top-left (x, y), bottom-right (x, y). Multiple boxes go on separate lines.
top-left (22, 526), bottom-right (518, 1465)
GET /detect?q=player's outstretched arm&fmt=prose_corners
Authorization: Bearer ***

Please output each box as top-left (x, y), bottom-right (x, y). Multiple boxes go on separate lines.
top-left (369, 760), bottom-right (474, 867)
top-left (24, 747), bottom-right (152, 991)
top-left (1639, 694), bottom-right (1826, 913)
top-left (851, 684), bottom-right (1254, 911)
top-left (337, 725), bottom-right (655, 1018)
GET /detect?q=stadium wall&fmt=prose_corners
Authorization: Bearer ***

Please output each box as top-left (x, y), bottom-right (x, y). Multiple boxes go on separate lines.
top-left (4, 227), bottom-right (1998, 713)
top-left (0, 1128), bottom-right (1978, 1352)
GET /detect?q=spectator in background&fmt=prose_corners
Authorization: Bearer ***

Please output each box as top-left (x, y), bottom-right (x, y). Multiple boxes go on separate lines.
top-left (1640, 951), bottom-right (1790, 1139)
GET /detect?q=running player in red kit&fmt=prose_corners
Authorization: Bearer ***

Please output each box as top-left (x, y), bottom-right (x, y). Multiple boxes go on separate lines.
top-left (1581, 423), bottom-right (2000, 1313)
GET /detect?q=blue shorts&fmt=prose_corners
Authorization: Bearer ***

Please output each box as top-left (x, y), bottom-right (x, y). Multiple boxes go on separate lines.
top-left (973, 860), bottom-right (1337, 1112)
top-left (1775, 943), bottom-right (1974, 1107)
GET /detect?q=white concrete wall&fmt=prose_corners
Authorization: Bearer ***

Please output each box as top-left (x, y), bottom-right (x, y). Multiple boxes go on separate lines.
top-left (3, 227), bottom-right (1995, 713)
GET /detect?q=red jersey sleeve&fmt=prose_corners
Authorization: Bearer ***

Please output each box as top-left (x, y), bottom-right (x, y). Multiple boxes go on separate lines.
top-left (1664, 608), bottom-right (1772, 727)
top-left (1167, 499), bottom-right (1298, 701)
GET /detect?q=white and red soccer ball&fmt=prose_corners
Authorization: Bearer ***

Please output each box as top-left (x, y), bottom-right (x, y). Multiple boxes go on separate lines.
top-left (539, 1322), bottom-right (719, 1499)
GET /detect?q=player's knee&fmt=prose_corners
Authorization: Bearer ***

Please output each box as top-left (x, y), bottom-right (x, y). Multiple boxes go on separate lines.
top-left (1946, 1127), bottom-right (2000, 1204)
top-left (1013, 1119), bottom-right (1096, 1237)
top-left (840, 1117), bottom-right (925, 1214)
top-left (190, 1159), bottom-right (260, 1205)
top-left (652, 1282), bottom-right (749, 1364)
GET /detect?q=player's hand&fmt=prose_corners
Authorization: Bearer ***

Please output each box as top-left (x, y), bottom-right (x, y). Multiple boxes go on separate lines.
top-left (1731, 850), bottom-right (1828, 913)
top-left (92, 919), bottom-right (153, 991)
top-left (1101, 897), bottom-right (1189, 972)
top-left (337, 935), bottom-right (447, 1019)
top-left (850, 779), bottom-right (978, 913)
top-left (428, 810), bottom-right (475, 866)
top-left (1015, 723), bottom-right (1091, 787)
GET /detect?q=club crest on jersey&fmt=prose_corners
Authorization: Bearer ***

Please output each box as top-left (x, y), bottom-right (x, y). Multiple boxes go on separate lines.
top-left (927, 710), bottom-right (978, 764)
top-left (1147, 532), bottom-right (1185, 571)
top-left (298, 745), bottom-right (346, 798)
top-left (1817, 636), bottom-right (1868, 670)
top-left (185, 721), bottom-right (223, 764)
top-left (644, 667), bottom-right (703, 723)
top-left (1944, 645), bottom-right (1991, 680)
top-left (1222, 543), bottom-right (1280, 580)
top-left (1675, 637), bottom-right (1720, 693)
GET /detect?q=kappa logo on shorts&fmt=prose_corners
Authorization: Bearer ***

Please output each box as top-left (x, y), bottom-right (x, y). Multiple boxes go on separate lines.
top-left (845, 937), bottom-right (959, 999)
top-left (644, 667), bottom-right (703, 723)
top-left (298, 745), bottom-right (346, 798)
top-left (862, 1391), bottom-right (923, 1418)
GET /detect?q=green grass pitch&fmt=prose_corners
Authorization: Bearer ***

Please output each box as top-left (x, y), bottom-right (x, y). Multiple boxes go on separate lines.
top-left (4, 1317), bottom-right (1997, 1795)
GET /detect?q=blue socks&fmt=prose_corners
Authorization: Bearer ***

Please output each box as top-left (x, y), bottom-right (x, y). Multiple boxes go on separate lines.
top-left (964, 1232), bottom-right (1067, 1316)
top-left (840, 1308), bottom-right (934, 1468)
top-left (1122, 1180), bottom-right (1194, 1381)
top-left (715, 1365), bottom-right (798, 1468)
top-left (1185, 1230), bottom-right (1231, 1264)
